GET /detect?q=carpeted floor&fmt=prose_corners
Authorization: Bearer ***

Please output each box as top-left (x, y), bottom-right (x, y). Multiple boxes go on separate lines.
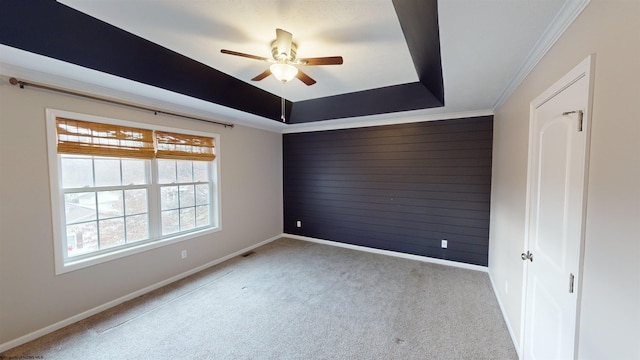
top-left (1, 238), bottom-right (518, 359)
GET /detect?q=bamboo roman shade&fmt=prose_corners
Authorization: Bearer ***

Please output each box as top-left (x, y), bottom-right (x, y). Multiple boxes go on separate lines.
top-left (56, 118), bottom-right (155, 159)
top-left (155, 131), bottom-right (216, 161)
top-left (55, 118), bottom-right (215, 161)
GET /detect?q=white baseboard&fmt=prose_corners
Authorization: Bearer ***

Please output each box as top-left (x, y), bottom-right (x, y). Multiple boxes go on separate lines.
top-left (488, 270), bottom-right (522, 359)
top-left (0, 234), bottom-right (281, 353)
top-left (284, 233), bottom-right (488, 272)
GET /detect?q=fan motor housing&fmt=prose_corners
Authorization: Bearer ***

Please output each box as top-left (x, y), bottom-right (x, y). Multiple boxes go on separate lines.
top-left (271, 40), bottom-right (297, 61)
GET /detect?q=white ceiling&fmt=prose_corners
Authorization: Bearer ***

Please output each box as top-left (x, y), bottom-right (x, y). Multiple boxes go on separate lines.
top-left (0, 0), bottom-right (589, 132)
top-left (60, 0), bottom-right (418, 102)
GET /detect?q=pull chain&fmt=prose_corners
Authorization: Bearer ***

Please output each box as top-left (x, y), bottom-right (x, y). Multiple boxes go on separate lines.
top-left (281, 96), bottom-right (286, 122)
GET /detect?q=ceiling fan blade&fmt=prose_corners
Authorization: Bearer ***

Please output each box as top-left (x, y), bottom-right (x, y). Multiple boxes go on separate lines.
top-left (221, 49), bottom-right (270, 62)
top-left (251, 69), bottom-right (272, 81)
top-left (298, 56), bottom-right (344, 66)
top-left (275, 28), bottom-right (293, 59)
top-left (295, 69), bottom-right (317, 86)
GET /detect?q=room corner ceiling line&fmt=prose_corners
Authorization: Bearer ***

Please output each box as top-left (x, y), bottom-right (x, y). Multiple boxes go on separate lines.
top-left (282, 109), bottom-right (494, 134)
top-left (492, 0), bottom-right (592, 110)
top-left (8, 77), bottom-right (235, 129)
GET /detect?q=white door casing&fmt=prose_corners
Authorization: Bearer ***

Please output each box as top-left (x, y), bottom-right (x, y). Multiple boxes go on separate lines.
top-left (521, 55), bottom-right (594, 360)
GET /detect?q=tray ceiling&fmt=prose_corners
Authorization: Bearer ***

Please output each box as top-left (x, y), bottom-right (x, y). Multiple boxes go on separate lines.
top-left (0, 0), bottom-right (586, 131)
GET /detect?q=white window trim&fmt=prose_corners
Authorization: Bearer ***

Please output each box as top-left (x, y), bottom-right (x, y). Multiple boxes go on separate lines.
top-left (45, 108), bottom-right (222, 275)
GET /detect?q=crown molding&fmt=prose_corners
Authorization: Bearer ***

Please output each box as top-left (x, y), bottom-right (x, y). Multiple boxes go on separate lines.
top-left (492, 0), bottom-right (591, 110)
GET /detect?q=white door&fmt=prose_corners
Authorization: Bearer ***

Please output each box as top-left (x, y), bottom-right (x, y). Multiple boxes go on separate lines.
top-left (522, 56), bottom-right (593, 360)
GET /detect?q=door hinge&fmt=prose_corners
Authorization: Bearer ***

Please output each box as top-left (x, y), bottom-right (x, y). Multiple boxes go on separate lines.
top-left (562, 110), bottom-right (584, 132)
top-left (569, 273), bottom-right (575, 293)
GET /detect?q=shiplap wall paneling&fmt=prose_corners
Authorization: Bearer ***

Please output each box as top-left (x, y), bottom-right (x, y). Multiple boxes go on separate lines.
top-left (283, 116), bottom-right (493, 266)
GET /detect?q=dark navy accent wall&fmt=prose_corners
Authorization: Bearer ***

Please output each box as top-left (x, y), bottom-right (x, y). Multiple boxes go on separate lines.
top-left (283, 116), bottom-right (493, 266)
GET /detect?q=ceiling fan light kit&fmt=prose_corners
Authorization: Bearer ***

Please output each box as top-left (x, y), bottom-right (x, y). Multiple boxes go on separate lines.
top-left (270, 63), bottom-right (298, 83)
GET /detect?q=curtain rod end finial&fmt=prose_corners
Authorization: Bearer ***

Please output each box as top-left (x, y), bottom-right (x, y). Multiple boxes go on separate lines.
top-left (9, 77), bottom-right (23, 88)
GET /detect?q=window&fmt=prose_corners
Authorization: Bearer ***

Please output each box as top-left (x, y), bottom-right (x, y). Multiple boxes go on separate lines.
top-left (46, 109), bottom-right (220, 274)
top-left (157, 159), bottom-right (212, 234)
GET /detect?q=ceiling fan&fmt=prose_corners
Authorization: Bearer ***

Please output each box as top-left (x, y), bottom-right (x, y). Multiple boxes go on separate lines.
top-left (221, 28), bottom-right (343, 86)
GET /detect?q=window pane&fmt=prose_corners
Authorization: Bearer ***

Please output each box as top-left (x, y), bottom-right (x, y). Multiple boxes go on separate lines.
top-left (179, 185), bottom-right (195, 207)
top-left (158, 159), bottom-right (176, 184)
top-left (125, 189), bottom-right (148, 215)
top-left (162, 210), bottom-right (179, 235)
top-left (99, 218), bottom-right (125, 248)
top-left (94, 158), bottom-right (121, 187)
top-left (193, 161), bottom-right (209, 182)
top-left (177, 160), bottom-right (193, 183)
top-left (180, 207), bottom-right (195, 231)
top-left (196, 205), bottom-right (209, 227)
top-left (126, 214), bottom-right (148, 242)
top-left (161, 186), bottom-right (179, 210)
top-left (98, 191), bottom-right (124, 219)
top-left (195, 184), bottom-right (209, 205)
top-left (66, 222), bottom-right (98, 257)
top-left (122, 159), bottom-right (148, 185)
top-left (61, 156), bottom-right (93, 188)
top-left (65, 192), bottom-right (97, 224)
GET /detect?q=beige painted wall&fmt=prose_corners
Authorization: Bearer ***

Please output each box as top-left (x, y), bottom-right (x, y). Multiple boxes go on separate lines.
top-left (489, 0), bottom-right (640, 358)
top-left (0, 81), bottom-right (283, 346)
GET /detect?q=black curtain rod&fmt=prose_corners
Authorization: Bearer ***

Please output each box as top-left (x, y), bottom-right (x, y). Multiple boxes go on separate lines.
top-left (8, 77), bottom-right (235, 129)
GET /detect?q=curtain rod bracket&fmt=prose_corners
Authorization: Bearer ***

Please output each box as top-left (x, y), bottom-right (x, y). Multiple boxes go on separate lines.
top-left (8, 77), bottom-right (235, 129)
top-left (10, 77), bottom-right (24, 88)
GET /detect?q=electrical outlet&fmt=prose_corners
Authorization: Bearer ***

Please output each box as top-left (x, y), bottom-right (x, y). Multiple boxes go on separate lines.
top-left (296, 220), bottom-right (302, 228)
top-left (441, 239), bottom-right (448, 249)
top-left (181, 250), bottom-right (187, 259)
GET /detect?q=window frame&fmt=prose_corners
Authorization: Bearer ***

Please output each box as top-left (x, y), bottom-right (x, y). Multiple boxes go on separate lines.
top-left (46, 109), bottom-right (221, 275)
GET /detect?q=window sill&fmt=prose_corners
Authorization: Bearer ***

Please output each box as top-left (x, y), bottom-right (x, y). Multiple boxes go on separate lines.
top-left (55, 227), bottom-right (220, 275)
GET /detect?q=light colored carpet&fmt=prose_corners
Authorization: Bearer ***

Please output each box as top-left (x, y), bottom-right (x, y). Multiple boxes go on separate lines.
top-left (2, 238), bottom-right (517, 359)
